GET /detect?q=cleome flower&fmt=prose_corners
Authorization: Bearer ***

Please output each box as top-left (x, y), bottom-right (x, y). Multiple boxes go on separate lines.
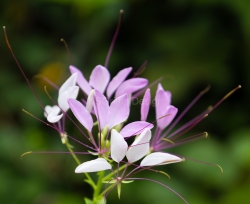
top-left (44, 73), bottom-right (79, 123)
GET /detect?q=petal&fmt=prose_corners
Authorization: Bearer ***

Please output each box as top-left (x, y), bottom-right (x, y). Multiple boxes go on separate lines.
top-left (155, 83), bottom-right (171, 118)
top-left (69, 65), bottom-right (92, 95)
top-left (115, 78), bottom-right (148, 98)
top-left (44, 105), bottom-right (60, 117)
top-left (86, 89), bottom-right (95, 113)
top-left (126, 129), bottom-right (151, 163)
top-left (140, 152), bottom-right (182, 166)
top-left (75, 158), bottom-right (112, 173)
top-left (46, 107), bottom-right (63, 123)
top-left (93, 90), bottom-right (110, 130)
top-left (109, 94), bottom-right (129, 129)
top-left (157, 105), bottom-right (178, 130)
top-left (89, 65), bottom-right (110, 93)
top-left (120, 121), bottom-right (154, 138)
top-left (58, 86), bottom-right (79, 112)
top-left (106, 67), bottom-right (132, 99)
top-left (110, 129), bottom-right (128, 163)
top-left (59, 73), bottom-right (77, 96)
top-left (68, 98), bottom-right (93, 132)
top-left (141, 88), bottom-right (151, 121)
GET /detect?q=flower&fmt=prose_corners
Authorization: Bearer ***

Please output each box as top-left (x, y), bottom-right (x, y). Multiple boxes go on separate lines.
top-left (44, 73), bottom-right (79, 123)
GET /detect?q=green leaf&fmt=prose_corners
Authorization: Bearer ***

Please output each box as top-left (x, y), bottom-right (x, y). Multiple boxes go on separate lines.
top-left (84, 197), bottom-right (93, 204)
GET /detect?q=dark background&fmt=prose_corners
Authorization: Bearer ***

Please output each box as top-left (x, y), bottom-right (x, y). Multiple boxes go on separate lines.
top-left (0, 0), bottom-right (249, 204)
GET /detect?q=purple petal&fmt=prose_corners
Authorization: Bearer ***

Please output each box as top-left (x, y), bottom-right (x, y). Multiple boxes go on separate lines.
top-left (110, 129), bottom-right (128, 163)
top-left (140, 152), bottom-right (182, 166)
top-left (69, 65), bottom-right (92, 95)
top-left (89, 65), bottom-right (110, 93)
top-left (59, 73), bottom-right (77, 96)
top-left (93, 90), bottom-right (110, 130)
top-left (109, 94), bottom-right (129, 129)
top-left (126, 129), bottom-right (151, 163)
top-left (75, 158), bottom-right (112, 173)
top-left (115, 78), bottom-right (148, 98)
top-left (157, 105), bottom-right (178, 130)
top-left (141, 88), bottom-right (151, 121)
top-left (106, 67), bottom-right (132, 99)
top-left (58, 86), bottom-right (79, 112)
top-left (68, 98), bottom-right (93, 132)
top-left (120, 121), bottom-right (154, 138)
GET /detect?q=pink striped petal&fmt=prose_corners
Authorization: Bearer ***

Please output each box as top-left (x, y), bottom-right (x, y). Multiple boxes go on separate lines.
top-left (69, 65), bottom-right (92, 95)
top-left (141, 88), bottom-right (151, 121)
top-left (126, 129), bottom-right (151, 163)
top-left (115, 78), bottom-right (148, 98)
top-left (89, 65), bottom-right (110, 93)
top-left (140, 152), bottom-right (182, 166)
top-left (75, 158), bottom-right (112, 173)
top-left (111, 129), bottom-right (128, 163)
top-left (120, 121), bottom-right (154, 138)
top-left (106, 67), bottom-right (132, 99)
top-left (93, 90), bottom-right (110, 130)
top-left (157, 105), bottom-right (178, 130)
top-left (59, 73), bottom-right (77, 96)
top-left (68, 99), bottom-right (93, 132)
top-left (109, 94), bottom-right (129, 129)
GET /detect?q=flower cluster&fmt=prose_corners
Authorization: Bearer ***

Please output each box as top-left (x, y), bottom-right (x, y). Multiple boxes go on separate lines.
top-left (43, 64), bottom-right (188, 202)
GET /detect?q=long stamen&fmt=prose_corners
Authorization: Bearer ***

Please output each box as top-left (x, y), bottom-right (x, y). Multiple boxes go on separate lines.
top-left (159, 132), bottom-right (208, 150)
top-left (22, 109), bottom-right (96, 150)
top-left (124, 178), bottom-right (188, 204)
top-left (33, 74), bottom-right (59, 90)
top-left (182, 156), bottom-right (224, 174)
top-left (60, 38), bottom-right (73, 65)
top-left (167, 114), bottom-right (208, 140)
top-left (206, 85), bottom-right (241, 114)
top-left (133, 60), bottom-right (147, 77)
top-left (165, 85), bottom-right (210, 136)
top-left (21, 151), bottom-right (90, 159)
top-left (104, 10), bottom-right (124, 68)
top-left (3, 26), bottom-right (45, 110)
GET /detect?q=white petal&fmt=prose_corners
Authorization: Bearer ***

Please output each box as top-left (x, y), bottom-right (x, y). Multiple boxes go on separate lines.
top-left (75, 158), bottom-right (112, 173)
top-left (59, 73), bottom-right (77, 96)
top-left (47, 112), bottom-right (63, 123)
top-left (44, 105), bottom-right (60, 117)
top-left (140, 152), bottom-right (182, 166)
top-left (58, 86), bottom-right (79, 112)
top-left (126, 128), bottom-right (151, 163)
top-left (111, 129), bottom-right (128, 163)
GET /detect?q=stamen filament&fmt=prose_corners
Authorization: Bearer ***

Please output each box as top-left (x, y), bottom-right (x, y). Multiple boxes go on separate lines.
top-left (104, 10), bottom-right (124, 68)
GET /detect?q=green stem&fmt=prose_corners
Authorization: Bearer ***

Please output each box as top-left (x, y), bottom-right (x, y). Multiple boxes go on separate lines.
top-left (93, 170), bottom-right (104, 199)
top-left (65, 141), bottom-right (95, 189)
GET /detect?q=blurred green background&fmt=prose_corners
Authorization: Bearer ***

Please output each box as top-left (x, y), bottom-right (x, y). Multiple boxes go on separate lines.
top-left (0, 0), bottom-right (249, 203)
